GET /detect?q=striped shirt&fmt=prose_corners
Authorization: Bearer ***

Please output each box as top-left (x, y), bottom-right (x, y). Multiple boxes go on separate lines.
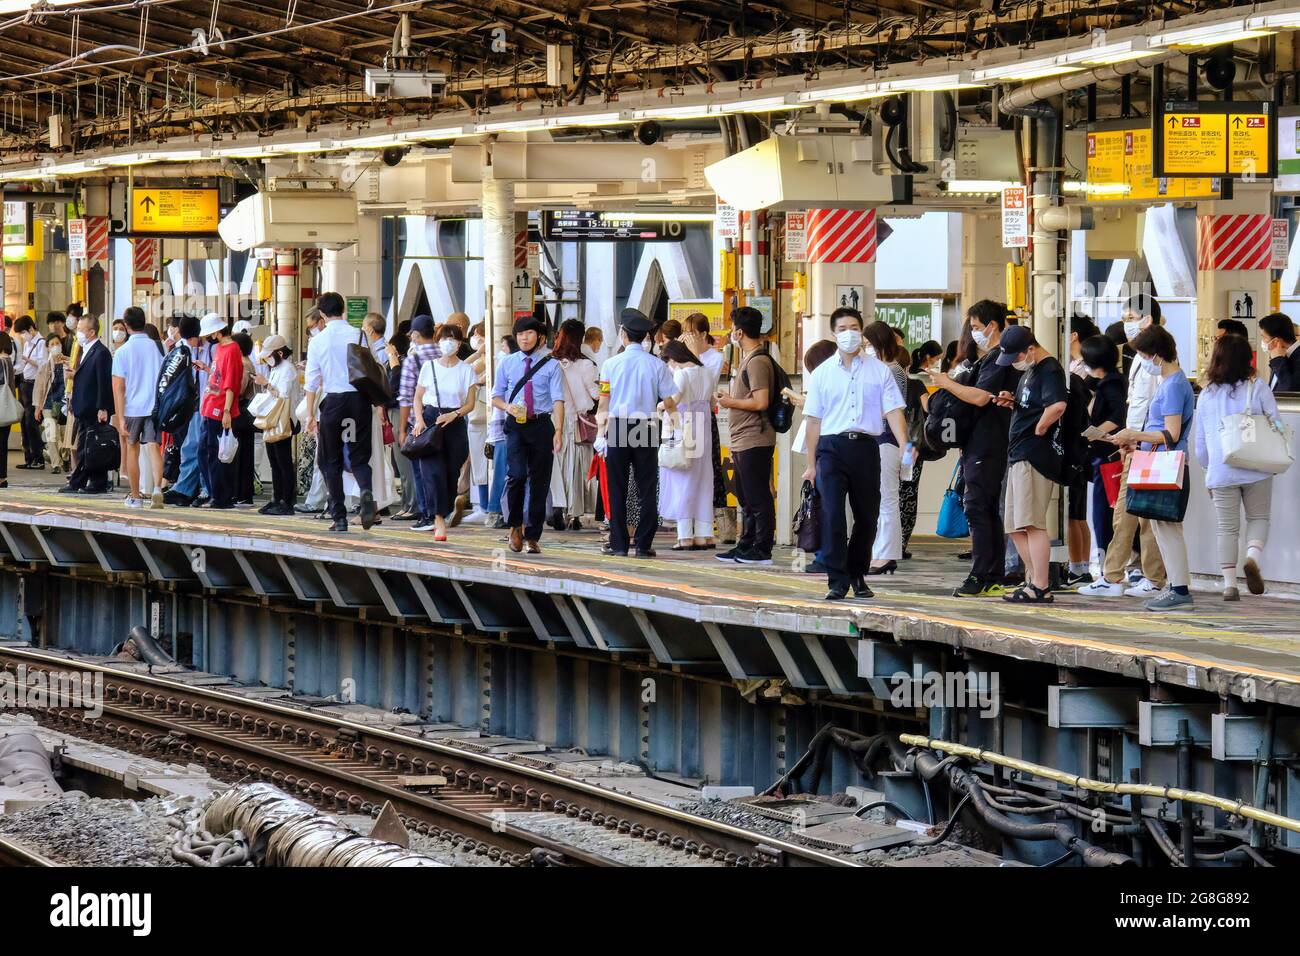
top-left (398, 342), bottom-right (438, 409)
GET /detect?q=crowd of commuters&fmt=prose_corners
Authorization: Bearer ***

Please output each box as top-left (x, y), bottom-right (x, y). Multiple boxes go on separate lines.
top-left (1, 292), bottom-right (1295, 609)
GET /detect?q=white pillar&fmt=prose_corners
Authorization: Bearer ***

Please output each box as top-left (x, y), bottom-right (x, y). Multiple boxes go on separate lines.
top-left (482, 173), bottom-right (516, 349)
top-left (273, 250), bottom-right (298, 343)
top-left (961, 211), bottom-right (1009, 309)
top-left (803, 260), bottom-right (876, 350)
top-left (1196, 182), bottom-right (1274, 375)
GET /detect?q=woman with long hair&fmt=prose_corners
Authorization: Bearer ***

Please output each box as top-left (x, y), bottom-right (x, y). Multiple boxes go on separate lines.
top-left (549, 319), bottom-right (599, 530)
top-left (900, 340), bottom-right (942, 557)
top-left (864, 321), bottom-right (908, 574)
top-left (1195, 334), bottom-right (1279, 600)
top-left (658, 340), bottom-right (715, 549)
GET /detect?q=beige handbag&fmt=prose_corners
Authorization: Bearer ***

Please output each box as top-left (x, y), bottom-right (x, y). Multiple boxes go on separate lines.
top-left (255, 397), bottom-right (292, 443)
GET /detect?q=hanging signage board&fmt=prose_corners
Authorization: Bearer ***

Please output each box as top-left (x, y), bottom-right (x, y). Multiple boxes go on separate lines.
top-left (1154, 100), bottom-right (1276, 179)
top-left (129, 187), bottom-right (221, 236)
top-left (875, 299), bottom-right (942, 354)
top-left (67, 218), bottom-right (87, 258)
top-left (345, 296), bottom-right (370, 328)
top-left (715, 201), bottom-right (739, 241)
top-left (539, 209), bottom-right (686, 242)
top-left (1085, 122), bottom-right (1219, 202)
top-left (1271, 219), bottom-right (1290, 270)
top-left (784, 211), bottom-right (808, 261)
top-left (1000, 186), bottom-right (1028, 248)
top-left (3, 201), bottom-right (31, 247)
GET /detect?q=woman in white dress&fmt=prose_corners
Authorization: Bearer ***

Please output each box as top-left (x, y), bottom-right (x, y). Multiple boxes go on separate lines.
top-left (657, 340), bottom-right (715, 550)
top-left (549, 319), bottom-right (599, 530)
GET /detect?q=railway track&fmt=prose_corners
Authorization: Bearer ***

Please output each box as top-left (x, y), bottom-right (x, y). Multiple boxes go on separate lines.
top-left (0, 834), bottom-right (57, 867)
top-left (0, 645), bottom-right (853, 868)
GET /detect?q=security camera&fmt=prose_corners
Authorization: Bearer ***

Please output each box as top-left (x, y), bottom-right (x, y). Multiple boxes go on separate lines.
top-left (381, 146), bottom-right (409, 167)
top-left (635, 121), bottom-right (663, 146)
top-left (1203, 51), bottom-right (1236, 92)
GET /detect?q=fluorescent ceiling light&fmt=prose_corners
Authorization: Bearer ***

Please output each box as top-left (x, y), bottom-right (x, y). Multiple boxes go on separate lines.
top-left (972, 57), bottom-right (1078, 82)
top-left (1247, 11), bottom-right (1300, 30)
top-left (277, 139), bottom-right (333, 153)
top-left (0, 167), bottom-right (47, 181)
top-left (477, 116), bottom-right (549, 133)
top-left (942, 179), bottom-right (1017, 194)
top-left (599, 211), bottom-right (715, 222)
top-left (632, 103), bottom-right (712, 120)
top-left (713, 95), bottom-right (794, 114)
top-left (797, 83), bottom-right (875, 103)
top-left (1063, 36), bottom-right (1153, 65)
top-left (1064, 181), bottom-right (1130, 195)
top-left (878, 71), bottom-right (981, 93)
top-left (1151, 18), bottom-right (1273, 48)
top-left (562, 111), bottom-right (634, 126)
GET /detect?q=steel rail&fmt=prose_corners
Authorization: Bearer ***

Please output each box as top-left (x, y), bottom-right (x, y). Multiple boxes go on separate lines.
top-left (0, 834), bottom-right (59, 867)
top-left (0, 645), bottom-right (853, 867)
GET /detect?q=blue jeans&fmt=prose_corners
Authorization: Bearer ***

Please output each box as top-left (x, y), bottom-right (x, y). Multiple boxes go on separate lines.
top-left (488, 441), bottom-right (508, 514)
top-left (174, 408), bottom-right (206, 498)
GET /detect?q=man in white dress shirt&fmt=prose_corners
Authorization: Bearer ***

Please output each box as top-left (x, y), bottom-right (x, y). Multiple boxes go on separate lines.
top-left (801, 307), bottom-right (911, 601)
top-left (304, 292), bottom-right (376, 533)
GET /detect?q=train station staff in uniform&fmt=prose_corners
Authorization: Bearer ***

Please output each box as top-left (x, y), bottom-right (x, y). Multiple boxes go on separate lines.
top-left (491, 315), bottom-right (565, 554)
top-left (801, 307), bottom-right (910, 601)
top-left (595, 308), bottom-right (678, 558)
top-left (304, 291), bottom-right (377, 534)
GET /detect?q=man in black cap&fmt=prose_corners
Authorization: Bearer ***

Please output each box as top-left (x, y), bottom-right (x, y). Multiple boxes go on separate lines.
top-left (490, 315), bottom-right (565, 554)
top-left (595, 308), bottom-right (678, 557)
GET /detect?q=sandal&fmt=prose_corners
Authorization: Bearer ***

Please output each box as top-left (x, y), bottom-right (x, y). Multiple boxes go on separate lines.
top-left (672, 543), bottom-right (693, 551)
top-left (1002, 584), bottom-right (1054, 604)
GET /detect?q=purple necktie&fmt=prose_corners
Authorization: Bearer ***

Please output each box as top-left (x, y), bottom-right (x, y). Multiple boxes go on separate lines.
top-left (523, 355), bottom-right (535, 416)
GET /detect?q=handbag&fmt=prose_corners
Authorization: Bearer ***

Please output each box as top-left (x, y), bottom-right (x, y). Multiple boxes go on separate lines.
top-left (1126, 468), bottom-right (1191, 522)
top-left (246, 390), bottom-right (279, 419)
top-left (792, 480), bottom-right (821, 554)
top-left (401, 366), bottom-right (444, 459)
top-left (256, 398), bottom-right (292, 444)
top-left (348, 330), bottom-right (393, 406)
top-left (1128, 449), bottom-right (1185, 490)
top-left (657, 413), bottom-right (689, 470)
top-left (381, 413), bottom-right (395, 445)
top-left (935, 464), bottom-right (969, 538)
top-left (78, 421), bottom-right (121, 473)
top-left (217, 427), bottom-right (238, 464)
top-left (0, 362), bottom-right (19, 428)
top-left (1098, 457), bottom-right (1123, 507)
top-left (558, 360), bottom-right (598, 444)
top-left (1220, 379), bottom-right (1295, 475)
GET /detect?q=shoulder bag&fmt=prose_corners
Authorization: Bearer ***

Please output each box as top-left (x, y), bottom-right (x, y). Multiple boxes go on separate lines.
top-left (935, 463), bottom-right (969, 538)
top-left (657, 411), bottom-right (690, 470)
top-left (348, 329), bottom-right (393, 406)
top-left (1220, 379), bottom-right (1294, 475)
top-left (400, 361), bottom-right (444, 459)
top-left (792, 480), bottom-right (821, 554)
top-left (0, 360), bottom-right (20, 427)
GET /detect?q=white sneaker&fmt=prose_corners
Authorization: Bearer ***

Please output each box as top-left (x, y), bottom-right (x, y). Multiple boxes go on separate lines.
top-left (412, 519), bottom-right (436, 532)
top-left (1126, 567), bottom-right (1144, 584)
top-left (1077, 579), bottom-right (1124, 597)
top-left (1124, 578), bottom-right (1160, 597)
top-left (459, 509), bottom-right (489, 526)
top-left (123, 495), bottom-right (143, 509)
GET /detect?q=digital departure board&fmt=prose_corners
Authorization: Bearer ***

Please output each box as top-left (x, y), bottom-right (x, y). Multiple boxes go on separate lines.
top-left (1085, 123), bottom-right (1220, 202)
top-left (1153, 100), bottom-right (1276, 179)
top-left (540, 209), bottom-right (688, 242)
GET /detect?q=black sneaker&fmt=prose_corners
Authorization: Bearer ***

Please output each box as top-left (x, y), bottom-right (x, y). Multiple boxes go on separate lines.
top-left (1063, 570), bottom-right (1094, 588)
top-left (163, 490), bottom-right (193, 506)
top-left (803, 559), bottom-right (829, 574)
top-left (328, 518), bottom-right (349, 532)
top-left (716, 547), bottom-right (742, 562)
top-left (735, 548), bottom-right (773, 565)
top-left (825, 586), bottom-right (849, 601)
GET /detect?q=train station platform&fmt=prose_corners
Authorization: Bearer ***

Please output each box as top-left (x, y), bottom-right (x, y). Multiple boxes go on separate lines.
top-left (1, 483), bottom-right (1298, 711)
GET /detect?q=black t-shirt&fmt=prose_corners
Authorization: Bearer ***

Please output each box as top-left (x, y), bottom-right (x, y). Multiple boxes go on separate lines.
top-left (1088, 370), bottom-right (1127, 460)
top-left (964, 346), bottom-right (1022, 459)
top-left (1008, 355), bottom-right (1068, 478)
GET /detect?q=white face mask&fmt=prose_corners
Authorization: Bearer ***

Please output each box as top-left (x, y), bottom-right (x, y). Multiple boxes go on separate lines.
top-left (1012, 357), bottom-right (1032, 372)
top-left (971, 327), bottom-right (990, 350)
top-left (49, 343), bottom-right (61, 356)
top-left (1139, 356), bottom-right (1161, 375)
top-left (112, 329), bottom-right (127, 343)
top-left (76, 331), bottom-right (88, 347)
top-left (308, 326), bottom-right (321, 338)
top-left (438, 339), bottom-right (458, 358)
top-left (865, 344), bottom-right (877, 358)
top-left (265, 353), bottom-right (277, 367)
top-left (1124, 319), bottom-right (1143, 342)
top-left (835, 328), bottom-right (862, 353)
top-left (640, 339), bottom-right (652, 351)
top-left (470, 335), bottom-right (483, 351)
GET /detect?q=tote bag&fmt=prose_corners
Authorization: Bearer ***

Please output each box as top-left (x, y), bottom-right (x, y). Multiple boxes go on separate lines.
top-left (657, 413), bottom-right (689, 470)
top-left (792, 480), bottom-right (821, 554)
top-left (0, 361), bottom-right (20, 427)
top-left (1220, 380), bottom-right (1294, 475)
top-left (935, 464), bottom-right (969, 538)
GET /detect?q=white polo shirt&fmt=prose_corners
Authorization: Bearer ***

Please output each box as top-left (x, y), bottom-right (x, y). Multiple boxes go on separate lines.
top-left (111, 332), bottom-right (164, 417)
top-left (599, 345), bottom-right (677, 419)
top-left (803, 349), bottom-right (904, 437)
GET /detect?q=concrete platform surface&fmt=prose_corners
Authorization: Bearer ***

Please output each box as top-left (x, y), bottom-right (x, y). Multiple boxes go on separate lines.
top-left (2, 484), bottom-right (1299, 707)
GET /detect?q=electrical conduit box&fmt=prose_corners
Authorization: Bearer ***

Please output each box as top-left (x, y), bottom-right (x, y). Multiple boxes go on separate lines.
top-left (705, 134), bottom-right (906, 211)
top-left (218, 189), bottom-right (360, 252)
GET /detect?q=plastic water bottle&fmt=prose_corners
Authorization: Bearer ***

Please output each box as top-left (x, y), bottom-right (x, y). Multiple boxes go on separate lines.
top-left (900, 443), bottom-right (915, 483)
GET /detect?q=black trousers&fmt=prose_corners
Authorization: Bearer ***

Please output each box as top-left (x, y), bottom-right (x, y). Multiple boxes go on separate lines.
top-left (421, 408), bottom-right (469, 518)
top-left (816, 433), bottom-right (881, 591)
top-left (199, 417), bottom-right (236, 507)
top-left (504, 416), bottom-right (554, 540)
top-left (606, 417), bottom-right (660, 554)
top-left (66, 415), bottom-right (109, 491)
top-left (734, 444), bottom-right (775, 556)
top-left (18, 379), bottom-right (42, 464)
top-left (266, 437), bottom-right (295, 506)
top-left (961, 452), bottom-right (1007, 582)
top-left (318, 392), bottom-right (373, 521)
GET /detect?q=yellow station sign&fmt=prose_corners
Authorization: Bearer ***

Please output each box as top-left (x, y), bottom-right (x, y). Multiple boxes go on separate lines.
top-left (129, 187), bottom-right (220, 235)
top-left (1085, 126), bottom-right (1219, 202)
top-left (1155, 100), bottom-right (1276, 179)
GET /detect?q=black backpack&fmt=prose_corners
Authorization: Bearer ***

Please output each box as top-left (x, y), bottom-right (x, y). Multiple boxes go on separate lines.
top-left (741, 346), bottom-right (794, 434)
top-left (154, 343), bottom-right (197, 432)
top-left (922, 359), bottom-right (981, 457)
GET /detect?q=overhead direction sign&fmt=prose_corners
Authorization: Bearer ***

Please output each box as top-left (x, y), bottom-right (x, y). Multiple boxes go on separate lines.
top-left (1154, 100), bottom-right (1276, 179)
top-left (1085, 123), bottom-right (1219, 202)
top-left (540, 209), bottom-right (687, 242)
top-left (129, 187), bottom-right (220, 235)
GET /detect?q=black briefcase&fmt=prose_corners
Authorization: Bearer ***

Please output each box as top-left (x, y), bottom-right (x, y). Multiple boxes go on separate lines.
top-left (79, 422), bottom-right (121, 473)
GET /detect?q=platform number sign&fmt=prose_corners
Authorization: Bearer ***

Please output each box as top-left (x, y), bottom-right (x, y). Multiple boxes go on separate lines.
top-left (1001, 185), bottom-right (1028, 249)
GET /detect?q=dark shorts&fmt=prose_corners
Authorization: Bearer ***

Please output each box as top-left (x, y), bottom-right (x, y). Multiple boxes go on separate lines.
top-left (1068, 476), bottom-right (1088, 521)
top-left (126, 415), bottom-right (159, 445)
